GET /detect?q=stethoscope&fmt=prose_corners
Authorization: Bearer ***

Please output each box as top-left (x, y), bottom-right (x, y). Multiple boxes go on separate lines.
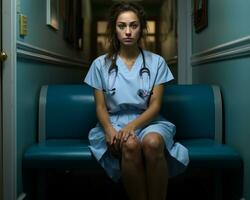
top-left (103, 48), bottom-right (151, 99)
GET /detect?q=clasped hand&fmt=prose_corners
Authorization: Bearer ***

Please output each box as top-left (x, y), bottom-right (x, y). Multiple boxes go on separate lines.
top-left (105, 123), bottom-right (136, 158)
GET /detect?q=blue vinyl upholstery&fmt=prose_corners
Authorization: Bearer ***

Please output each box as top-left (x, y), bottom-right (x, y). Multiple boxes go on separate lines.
top-left (44, 85), bottom-right (96, 140)
top-left (23, 84), bottom-right (242, 170)
top-left (161, 85), bottom-right (215, 140)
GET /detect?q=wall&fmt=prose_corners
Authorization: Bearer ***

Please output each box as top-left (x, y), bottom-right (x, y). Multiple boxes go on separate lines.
top-left (159, 0), bottom-right (178, 82)
top-left (191, 0), bottom-right (250, 199)
top-left (159, 0), bottom-right (177, 60)
top-left (16, 0), bottom-right (91, 196)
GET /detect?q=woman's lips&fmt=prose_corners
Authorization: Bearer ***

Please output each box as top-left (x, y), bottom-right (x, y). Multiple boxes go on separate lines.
top-left (124, 38), bottom-right (133, 42)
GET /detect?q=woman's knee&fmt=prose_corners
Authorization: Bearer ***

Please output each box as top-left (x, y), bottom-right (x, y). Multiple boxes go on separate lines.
top-left (142, 133), bottom-right (165, 161)
top-left (122, 137), bottom-right (142, 160)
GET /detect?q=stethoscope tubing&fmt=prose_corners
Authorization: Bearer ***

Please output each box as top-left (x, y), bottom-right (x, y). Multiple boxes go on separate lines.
top-left (106, 48), bottom-right (151, 98)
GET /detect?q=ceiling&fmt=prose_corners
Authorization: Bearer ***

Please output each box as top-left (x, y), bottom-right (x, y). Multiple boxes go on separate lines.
top-left (91, 0), bottom-right (163, 7)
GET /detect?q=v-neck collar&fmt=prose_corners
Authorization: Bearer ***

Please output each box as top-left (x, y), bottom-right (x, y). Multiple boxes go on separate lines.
top-left (117, 52), bottom-right (143, 73)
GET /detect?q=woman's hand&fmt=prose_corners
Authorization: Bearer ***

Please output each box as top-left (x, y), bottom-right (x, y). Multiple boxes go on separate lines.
top-left (118, 123), bottom-right (136, 144)
top-left (104, 126), bottom-right (117, 145)
top-left (104, 126), bottom-right (121, 158)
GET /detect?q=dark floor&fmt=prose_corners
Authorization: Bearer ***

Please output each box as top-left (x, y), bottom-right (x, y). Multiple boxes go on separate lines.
top-left (45, 169), bottom-right (215, 200)
top-left (23, 168), bottom-right (242, 200)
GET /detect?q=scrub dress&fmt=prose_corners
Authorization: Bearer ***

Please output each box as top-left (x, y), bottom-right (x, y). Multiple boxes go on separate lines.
top-left (84, 50), bottom-right (189, 182)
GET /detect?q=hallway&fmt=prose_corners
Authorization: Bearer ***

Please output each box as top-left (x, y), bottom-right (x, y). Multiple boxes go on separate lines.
top-left (1, 0), bottom-right (250, 200)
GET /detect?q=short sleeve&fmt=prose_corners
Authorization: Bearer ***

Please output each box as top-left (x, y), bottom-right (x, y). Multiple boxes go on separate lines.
top-left (84, 59), bottom-right (103, 90)
top-left (155, 57), bottom-right (174, 85)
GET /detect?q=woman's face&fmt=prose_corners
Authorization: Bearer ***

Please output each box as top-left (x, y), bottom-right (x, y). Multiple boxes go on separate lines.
top-left (115, 11), bottom-right (141, 47)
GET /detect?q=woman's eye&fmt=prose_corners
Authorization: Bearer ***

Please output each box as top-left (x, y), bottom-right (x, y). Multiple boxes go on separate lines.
top-left (118, 24), bottom-right (125, 29)
top-left (131, 24), bottom-right (138, 29)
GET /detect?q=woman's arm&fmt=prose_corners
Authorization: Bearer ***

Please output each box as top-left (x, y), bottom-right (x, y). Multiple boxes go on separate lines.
top-left (94, 89), bottom-right (112, 131)
top-left (118, 84), bottom-right (164, 140)
top-left (94, 89), bottom-right (119, 149)
top-left (133, 84), bottom-right (164, 128)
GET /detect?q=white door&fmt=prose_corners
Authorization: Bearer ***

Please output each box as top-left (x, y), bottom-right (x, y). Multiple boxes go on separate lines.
top-left (2, 0), bottom-right (16, 199)
top-left (1, 0), bottom-right (4, 198)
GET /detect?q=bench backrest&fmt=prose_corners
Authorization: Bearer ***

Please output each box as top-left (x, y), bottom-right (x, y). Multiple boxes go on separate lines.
top-left (39, 85), bottom-right (97, 141)
top-left (161, 85), bottom-right (222, 141)
top-left (39, 84), bottom-right (222, 143)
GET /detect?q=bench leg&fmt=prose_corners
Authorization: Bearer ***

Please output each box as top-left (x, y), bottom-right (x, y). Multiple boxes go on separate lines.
top-left (36, 169), bottom-right (48, 200)
top-left (22, 168), bottom-right (48, 200)
top-left (213, 167), bottom-right (244, 200)
top-left (222, 167), bottom-right (244, 200)
top-left (214, 170), bottom-right (223, 200)
top-left (22, 168), bottom-right (36, 200)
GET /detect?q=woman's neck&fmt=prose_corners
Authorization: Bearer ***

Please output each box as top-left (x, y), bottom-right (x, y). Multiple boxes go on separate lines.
top-left (118, 45), bottom-right (140, 59)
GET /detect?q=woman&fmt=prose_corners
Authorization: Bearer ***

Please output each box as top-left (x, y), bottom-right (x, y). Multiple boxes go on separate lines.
top-left (84, 2), bottom-right (189, 200)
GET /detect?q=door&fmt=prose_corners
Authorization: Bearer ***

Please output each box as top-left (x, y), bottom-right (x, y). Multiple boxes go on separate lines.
top-left (0, 0), bottom-right (3, 198)
top-left (1, 0), bottom-right (9, 199)
top-left (2, 0), bottom-right (16, 199)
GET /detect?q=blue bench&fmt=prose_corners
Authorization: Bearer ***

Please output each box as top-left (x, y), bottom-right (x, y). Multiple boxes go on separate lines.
top-left (23, 84), bottom-right (243, 199)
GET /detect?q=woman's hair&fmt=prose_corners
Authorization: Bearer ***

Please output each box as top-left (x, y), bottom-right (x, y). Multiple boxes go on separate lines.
top-left (105, 1), bottom-right (148, 61)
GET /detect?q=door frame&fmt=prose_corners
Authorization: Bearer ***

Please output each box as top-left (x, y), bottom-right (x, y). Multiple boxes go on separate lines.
top-left (177, 0), bottom-right (192, 84)
top-left (0, 0), bottom-right (3, 199)
top-left (2, 0), bottom-right (17, 199)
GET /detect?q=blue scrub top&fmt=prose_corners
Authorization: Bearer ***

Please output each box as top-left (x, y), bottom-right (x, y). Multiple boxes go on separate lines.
top-left (84, 50), bottom-right (174, 113)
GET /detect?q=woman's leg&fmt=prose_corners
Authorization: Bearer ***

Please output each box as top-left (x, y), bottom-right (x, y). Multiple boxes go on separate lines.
top-left (121, 137), bottom-right (147, 200)
top-left (142, 133), bottom-right (169, 200)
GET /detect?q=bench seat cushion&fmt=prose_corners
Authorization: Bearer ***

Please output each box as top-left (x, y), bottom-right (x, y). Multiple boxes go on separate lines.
top-left (182, 139), bottom-right (242, 168)
top-left (23, 139), bottom-right (242, 170)
top-left (23, 139), bottom-right (100, 170)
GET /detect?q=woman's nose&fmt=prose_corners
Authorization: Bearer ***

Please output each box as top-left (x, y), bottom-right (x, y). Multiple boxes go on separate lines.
top-left (125, 27), bottom-right (131, 35)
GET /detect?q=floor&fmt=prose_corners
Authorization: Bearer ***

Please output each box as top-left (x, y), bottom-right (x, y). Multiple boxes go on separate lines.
top-left (45, 169), bottom-right (215, 200)
top-left (23, 164), bottom-right (242, 200)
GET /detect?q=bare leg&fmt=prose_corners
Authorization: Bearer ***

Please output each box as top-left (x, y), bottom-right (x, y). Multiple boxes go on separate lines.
top-left (142, 133), bottom-right (169, 200)
top-left (121, 137), bottom-right (147, 200)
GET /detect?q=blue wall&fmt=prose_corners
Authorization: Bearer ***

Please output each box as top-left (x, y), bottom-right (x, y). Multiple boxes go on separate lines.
top-left (192, 0), bottom-right (250, 199)
top-left (16, 0), bottom-right (89, 196)
top-left (193, 0), bottom-right (250, 53)
top-left (17, 0), bottom-right (86, 59)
